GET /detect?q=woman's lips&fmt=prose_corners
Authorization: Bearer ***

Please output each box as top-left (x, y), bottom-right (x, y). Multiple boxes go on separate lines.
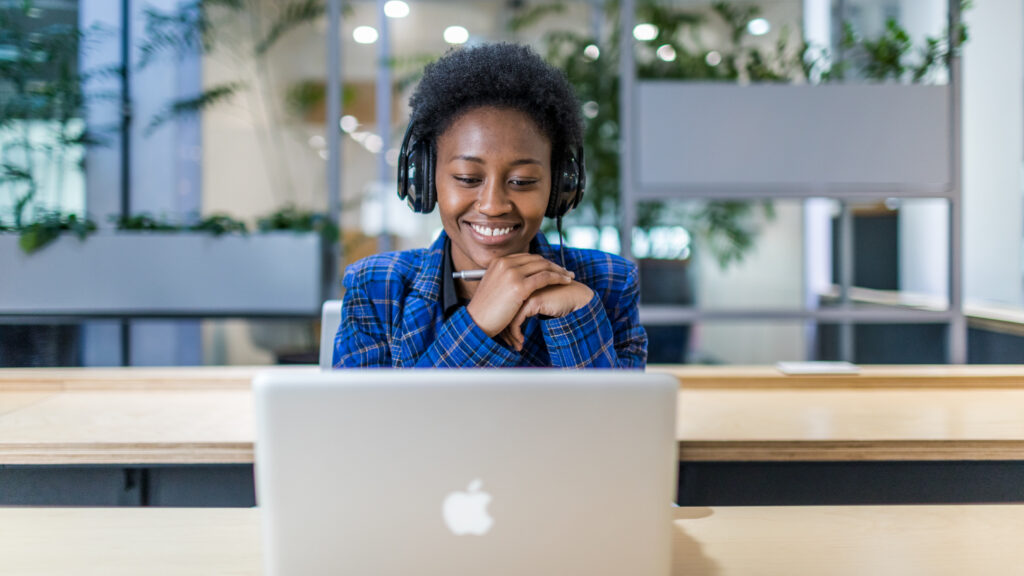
top-left (465, 222), bottom-right (522, 244)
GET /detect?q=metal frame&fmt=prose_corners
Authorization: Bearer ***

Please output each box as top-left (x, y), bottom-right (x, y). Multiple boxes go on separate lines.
top-left (375, 0), bottom-right (393, 253)
top-left (618, 0), bottom-right (966, 363)
top-left (325, 0), bottom-right (343, 303)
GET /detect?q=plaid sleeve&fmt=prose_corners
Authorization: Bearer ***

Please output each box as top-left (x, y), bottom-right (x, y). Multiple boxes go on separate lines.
top-left (413, 307), bottom-right (521, 368)
top-left (540, 257), bottom-right (647, 369)
top-left (333, 270), bottom-right (392, 368)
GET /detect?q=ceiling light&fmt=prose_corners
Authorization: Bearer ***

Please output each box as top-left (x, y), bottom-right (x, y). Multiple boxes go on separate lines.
top-left (353, 26), bottom-right (379, 44)
top-left (340, 115), bottom-right (358, 133)
top-left (747, 18), bottom-right (770, 36)
top-left (633, 23), bottom-right (658, 42)
top-left (384, 1), bottom-right (409, 18)
top-left (364, 134), bottom-right (384, 154)
top-left (444, 26), bottom-right (469, 45)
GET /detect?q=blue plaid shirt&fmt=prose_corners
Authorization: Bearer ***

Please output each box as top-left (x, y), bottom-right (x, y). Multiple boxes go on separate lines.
top-left (332, 231), bottom-right (647, 368)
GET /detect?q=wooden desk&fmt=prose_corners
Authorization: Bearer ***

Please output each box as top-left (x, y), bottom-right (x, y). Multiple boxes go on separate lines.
top-left (2, 365), bottom-right (1024, 505)
top-left (6, 363), bottom-right (1024, 389)
top-left (2, 505), bottom-right (1022, 575)
top-left (3, 365), bottom-right (1024, 464)
top-left (0, 367), bottom-right (300, 506)
top-left (0, 367), bottom-right (312, 465)
top-left (651, 363), bottom-right (1024, 388)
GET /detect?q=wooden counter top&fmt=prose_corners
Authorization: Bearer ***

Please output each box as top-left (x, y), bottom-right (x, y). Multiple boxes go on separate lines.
top-left (3, 505), bottom-right (1021, 575)
top-left (649, 364), bottom-right (1024, 388)
top-left (2, 365), bottom-right (1024, 464)
top-left (7, 364), bottom-right (1024, 390)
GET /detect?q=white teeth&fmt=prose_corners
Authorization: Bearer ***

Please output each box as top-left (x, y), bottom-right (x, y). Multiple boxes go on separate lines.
top-left (471, 224), bottom-right (514, 237)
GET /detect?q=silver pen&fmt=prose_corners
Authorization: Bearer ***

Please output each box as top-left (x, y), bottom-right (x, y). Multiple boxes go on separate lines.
top-left (452, 269), bottom-right (487, 281)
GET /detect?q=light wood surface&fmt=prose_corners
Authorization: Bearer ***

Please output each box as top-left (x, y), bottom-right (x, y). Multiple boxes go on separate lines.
top-left (2, 366), bottom-right (1024, 464)
top-left (0, 389), bottom-right (253, 464)
top-left (671, 505), bottom-right (1024, 575)
top-left (2, 505), bottom-right (1021, 575)
top-left (7, 364), bottom-right (1024, 390)
top-left (0, 507), bottom-right (261, 576)
top-left (0, 366), bottom-right (312, 391)
top-left (650, 364), bottom-right (1024, 388)
top-left (676, 387), bottom-right (1024, 461)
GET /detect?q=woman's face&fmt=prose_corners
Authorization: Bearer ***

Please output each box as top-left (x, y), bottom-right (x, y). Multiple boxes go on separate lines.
top-left (435, 106), bottom-right (551, 271)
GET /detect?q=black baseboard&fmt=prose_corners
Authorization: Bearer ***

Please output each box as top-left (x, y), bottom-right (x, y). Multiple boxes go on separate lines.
top-left (0, 464), bottom-right (255, 507)
top-left (678, 461), bottom-right (1024, 506)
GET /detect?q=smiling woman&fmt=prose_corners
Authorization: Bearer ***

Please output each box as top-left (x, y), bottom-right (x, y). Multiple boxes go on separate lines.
top-left (332, 43), bottom-right (647, 368)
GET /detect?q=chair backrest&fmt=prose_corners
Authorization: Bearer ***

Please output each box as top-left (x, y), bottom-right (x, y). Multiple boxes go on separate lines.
top-left (319, 300), bottom-right (343, 370)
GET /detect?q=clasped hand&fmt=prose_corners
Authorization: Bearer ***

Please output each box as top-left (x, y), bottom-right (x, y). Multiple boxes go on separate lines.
top-left (464, 254), bottom-right (593, 352)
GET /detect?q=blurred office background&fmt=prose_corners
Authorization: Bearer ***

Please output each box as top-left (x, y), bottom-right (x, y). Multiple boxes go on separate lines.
top-left (1, 0), bottom-right (1021, 367)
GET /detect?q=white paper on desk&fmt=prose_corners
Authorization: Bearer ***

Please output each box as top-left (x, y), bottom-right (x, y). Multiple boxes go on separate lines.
top-left (776, 361), bottom-right (860, 375)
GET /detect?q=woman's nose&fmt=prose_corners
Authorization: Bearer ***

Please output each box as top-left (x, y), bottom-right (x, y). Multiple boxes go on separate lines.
top-left (476, 179), bottom-right (512, 215)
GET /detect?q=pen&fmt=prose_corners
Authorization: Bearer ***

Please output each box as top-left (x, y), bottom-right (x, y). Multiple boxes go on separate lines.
top-left (452, 269), bottom-right (487, 281)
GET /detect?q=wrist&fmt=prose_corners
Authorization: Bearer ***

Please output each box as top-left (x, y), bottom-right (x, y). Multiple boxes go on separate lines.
top-left (466, 301), bottom-right (501, 337)
top-left (572, 283), bottom-right (595, 311)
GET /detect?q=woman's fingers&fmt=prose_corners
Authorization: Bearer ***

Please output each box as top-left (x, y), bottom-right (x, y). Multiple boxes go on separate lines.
top-left (497, 329), bottom-right (518, 350)
top-left (508, 305), bottom-right (530, 349)
top-left (464, 253), bottom-right (574, 339)
top-left (488, 253), bottom-right (573, 278)
top-left (522, 270), bottom-right (574, 296)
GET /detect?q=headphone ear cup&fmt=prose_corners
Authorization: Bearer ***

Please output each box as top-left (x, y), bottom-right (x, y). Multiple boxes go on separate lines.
top-left (398, 124), bottom-right (420, 212)
top-left (422, 140), bottom-right (436, 214)
top-left (546, 151), bottom-right (584, 219)
top-left (545, 158), bottom-right (565, 219)
top-left (402, 138), bottom-right (433, 213)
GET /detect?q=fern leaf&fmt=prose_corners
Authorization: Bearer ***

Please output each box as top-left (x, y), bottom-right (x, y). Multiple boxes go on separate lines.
top-left (255, 0), bottom-right (325, 56)
top-left (145, 82), bottom-right (244, 135)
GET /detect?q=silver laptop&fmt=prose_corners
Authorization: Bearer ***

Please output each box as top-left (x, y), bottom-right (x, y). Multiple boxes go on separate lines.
top-left (253, 370), bottom-right (678, 576)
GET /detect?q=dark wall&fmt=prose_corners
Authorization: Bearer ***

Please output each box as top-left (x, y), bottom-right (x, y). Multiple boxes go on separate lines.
top-left (832, 211), bottom-right (900, 290)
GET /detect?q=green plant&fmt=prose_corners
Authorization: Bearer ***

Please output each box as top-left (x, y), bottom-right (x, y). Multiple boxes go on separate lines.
top-left (17, 212), bottom-right (96, 254)
top-left (137, 0), bottom-right (330, 132)
top-left (283, 80), bottom-right (359, 121)
top-left (257, 205), bottom-right (339, 244)
top-left (835, 2), bottom-right (970, 84)
top-left (191, 213), bottom-right (248, 236)
top-left (137, 0), bottom-right (348, 206)
top-left (111, 212), bottom-right (248, 235)
top-left (111, 213), bottom-right (182, 232)
top-left (0, 1), bottom-right (114, 230)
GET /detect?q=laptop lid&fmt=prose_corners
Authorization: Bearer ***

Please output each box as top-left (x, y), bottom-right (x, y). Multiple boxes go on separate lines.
top-left (253, 370), bottom-right (678, 576)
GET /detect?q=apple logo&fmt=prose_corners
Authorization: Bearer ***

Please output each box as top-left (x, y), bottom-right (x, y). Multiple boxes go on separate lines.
top-left (442, 479), bottom-right (494, 535)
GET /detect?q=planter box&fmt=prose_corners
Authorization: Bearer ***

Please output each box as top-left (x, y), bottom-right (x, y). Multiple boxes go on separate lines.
top-left (637, 83), bottom-right (951, 193)
top-left (0, 232), bottom-right (322, 316)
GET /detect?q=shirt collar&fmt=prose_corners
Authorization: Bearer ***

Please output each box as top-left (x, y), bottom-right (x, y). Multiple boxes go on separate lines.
top-left (441, 236), bottom-right (461, 318)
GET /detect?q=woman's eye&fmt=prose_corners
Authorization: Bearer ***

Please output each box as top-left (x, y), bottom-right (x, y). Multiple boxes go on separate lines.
top-left (454, 176), bottom-right (481, 185)
top-left (510, 179), bottom-right (538, 187)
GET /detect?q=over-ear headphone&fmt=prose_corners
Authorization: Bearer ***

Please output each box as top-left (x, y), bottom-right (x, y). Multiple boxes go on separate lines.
top-left (397, 120), bottom-right (585, 219)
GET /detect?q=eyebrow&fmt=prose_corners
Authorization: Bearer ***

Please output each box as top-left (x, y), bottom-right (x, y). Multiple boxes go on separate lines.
top-left (450, 155), bottom-right (543, 167)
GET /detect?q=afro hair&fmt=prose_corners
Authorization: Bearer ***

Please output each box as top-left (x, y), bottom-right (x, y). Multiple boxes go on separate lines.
top-left (408, 43), bottom-right (584, 163)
